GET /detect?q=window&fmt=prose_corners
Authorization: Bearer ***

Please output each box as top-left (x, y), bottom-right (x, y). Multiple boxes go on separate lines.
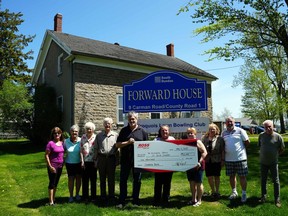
top-left (57, 95), bottom-right (63, 112)
top-left (41, 68), bottom-right (46, 84)
top-left (181, 111), bottom-right (191, 118)
top-left (150, 112), bottom-right (161, 119)
top-left (116, 95), bottom-right (127, 124)
top-left (57, 53), bottom-right (63, 75)
top-left (192, 111), bottom-right (201, 118)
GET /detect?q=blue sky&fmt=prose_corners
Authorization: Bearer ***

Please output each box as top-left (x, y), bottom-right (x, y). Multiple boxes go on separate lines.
top-left (2, 0), bottom-right (244, 118)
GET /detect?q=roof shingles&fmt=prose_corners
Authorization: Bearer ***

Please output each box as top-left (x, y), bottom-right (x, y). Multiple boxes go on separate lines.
top-left (49, 30), bottom-right (217, 80)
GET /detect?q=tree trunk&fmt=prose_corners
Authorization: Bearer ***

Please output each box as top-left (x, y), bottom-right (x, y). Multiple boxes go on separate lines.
top-left (279, 112), bottom-right (286, 133)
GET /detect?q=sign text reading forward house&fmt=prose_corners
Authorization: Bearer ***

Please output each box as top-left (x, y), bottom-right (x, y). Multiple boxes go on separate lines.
top-left (123, 70), bottom-right (207, 113)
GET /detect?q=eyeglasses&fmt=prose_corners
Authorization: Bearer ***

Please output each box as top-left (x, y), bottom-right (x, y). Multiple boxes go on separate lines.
top-left (53, 132), bottom-right (60, 135)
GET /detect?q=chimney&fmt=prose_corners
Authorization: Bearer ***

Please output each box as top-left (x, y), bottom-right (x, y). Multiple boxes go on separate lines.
top-left (166, 43), bottom-right (174, 57)
top-left (54, 13), bottom-right (62, 32)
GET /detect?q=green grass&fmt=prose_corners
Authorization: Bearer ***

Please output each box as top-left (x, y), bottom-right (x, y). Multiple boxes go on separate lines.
top-left (0, 137), bottom-right (288, 215)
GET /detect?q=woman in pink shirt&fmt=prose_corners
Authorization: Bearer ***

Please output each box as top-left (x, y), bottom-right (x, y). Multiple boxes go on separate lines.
top-left (45, 127), bottom-right (65, 206)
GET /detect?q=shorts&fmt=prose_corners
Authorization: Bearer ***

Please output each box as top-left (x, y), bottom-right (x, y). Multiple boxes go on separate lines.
top-left (65, 163), bottom-right (82, 177)
top-left (225, 160), bottom-right (248, 176)
top-left (205, 162), bottom-right (221, 177)
top-left (186, 168), bottom-right (204, 183)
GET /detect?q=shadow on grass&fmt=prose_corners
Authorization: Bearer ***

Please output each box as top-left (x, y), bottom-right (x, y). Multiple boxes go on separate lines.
top-left (0, 140), bottom-right (44, 156)
top-left (18, 197), bottom-right (68, 208)
top-left (17, 194), bottom-right (273, 211)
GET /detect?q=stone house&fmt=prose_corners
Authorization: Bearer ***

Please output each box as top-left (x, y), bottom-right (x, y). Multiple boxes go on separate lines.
top-left (32, 14), bottom-right (217, 133)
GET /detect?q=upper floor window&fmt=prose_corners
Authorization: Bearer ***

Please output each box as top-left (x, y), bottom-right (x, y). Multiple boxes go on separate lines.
top-left (57, 53), bottom-right (64, 75)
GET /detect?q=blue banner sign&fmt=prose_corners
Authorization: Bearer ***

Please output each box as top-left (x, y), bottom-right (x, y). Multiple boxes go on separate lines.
top-left (123, 70), bottom-right (207, 113)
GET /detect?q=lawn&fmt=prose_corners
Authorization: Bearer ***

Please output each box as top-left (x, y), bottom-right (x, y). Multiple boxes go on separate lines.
top-left (0, 136), bottom-right (288, 216)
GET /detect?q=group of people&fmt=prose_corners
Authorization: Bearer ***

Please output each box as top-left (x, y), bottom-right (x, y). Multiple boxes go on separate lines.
top-left (45, 113), bottom-right (285, 208)
top-left (45, 117), bottom-right (119, 206)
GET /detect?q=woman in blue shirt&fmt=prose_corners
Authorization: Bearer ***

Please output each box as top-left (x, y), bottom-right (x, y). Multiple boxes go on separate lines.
top-left (64, 125), bottom-right (82, 203)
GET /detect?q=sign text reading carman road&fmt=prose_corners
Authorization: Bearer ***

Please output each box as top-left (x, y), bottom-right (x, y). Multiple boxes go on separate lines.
top-left (123, 70), bottom-right (207, 113)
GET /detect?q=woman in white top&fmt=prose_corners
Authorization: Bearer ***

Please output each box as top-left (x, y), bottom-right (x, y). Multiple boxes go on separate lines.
top-left (80, 122), bottom-right (97, 202)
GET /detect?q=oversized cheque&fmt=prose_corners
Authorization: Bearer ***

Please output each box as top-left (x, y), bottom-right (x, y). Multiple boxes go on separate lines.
top-left (134, 139), bottom-right (198, 172)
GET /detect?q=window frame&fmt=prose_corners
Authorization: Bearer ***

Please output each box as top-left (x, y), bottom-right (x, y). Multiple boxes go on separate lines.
top-left (57, 53), bottom-right (64, 75)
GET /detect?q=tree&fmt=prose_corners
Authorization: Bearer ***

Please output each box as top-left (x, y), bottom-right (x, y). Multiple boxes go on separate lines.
top-left (0, 80), bottom-right (33, 133)
top-left (236, 43), bottom-right (288, 132)
top-left (256, 46), bottom-right (288, 133)
top-left (180, 0), bottom-right (288, 132)
top-left (214, 107), bottom-right (233, 121)
top-left (0, 6), bottom-right (35, 137)
top-left (0, 7), bottom-right (35, 86)
top-left (180, 0), bottom-right (288, 61)
top-left (233, 65), bottom-right (278, 123)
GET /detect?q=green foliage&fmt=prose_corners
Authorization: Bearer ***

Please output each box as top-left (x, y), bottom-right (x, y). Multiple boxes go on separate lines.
top-left (0, 80), bottom-right (33, 136)
top-left (233, 64), bottom-right (278, 122)
top-left (181, 0), bottom-right (288, 130)
top-left (232, 45), bottom-right (288, 131)
top-left (62, 131), bottom-right (70, 139)
top-left (180, 0), bottom-right (288, 61)
top-left (0, 7), bottom-right (35, 137)
top-left (0, 8), bottom-right (35, 86)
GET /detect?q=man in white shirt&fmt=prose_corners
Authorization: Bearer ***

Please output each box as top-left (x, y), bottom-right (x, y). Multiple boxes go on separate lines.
top-left (222, 117), bottom-right (250, 203)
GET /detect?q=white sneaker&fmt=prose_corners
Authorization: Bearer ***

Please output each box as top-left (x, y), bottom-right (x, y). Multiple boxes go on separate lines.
top-left (193, 201), bottom-right (201, 207)
top-left (229, 192), bottom-right (238, 200)
top-left (241, 193), bottom-right (247, 203)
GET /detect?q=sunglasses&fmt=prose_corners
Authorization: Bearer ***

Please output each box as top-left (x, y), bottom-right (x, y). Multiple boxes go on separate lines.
top-left (53, 132), bottom-right (61, 135)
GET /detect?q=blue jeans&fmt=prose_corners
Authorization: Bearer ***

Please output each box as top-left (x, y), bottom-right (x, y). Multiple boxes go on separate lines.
top-left (261, 163), bottom-right (280, 201)
top-left (119, 162), bottom-right (141, 204)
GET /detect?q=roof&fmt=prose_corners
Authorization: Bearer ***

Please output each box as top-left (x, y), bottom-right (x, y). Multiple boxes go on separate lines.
top-left (50, 30), bottom-right (217, 79)
top-left (235, 118), bottom-right (258, 126)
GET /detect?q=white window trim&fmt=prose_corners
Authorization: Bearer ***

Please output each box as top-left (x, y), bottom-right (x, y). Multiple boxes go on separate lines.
top-left (57, 53), bottom-right (63, 75)
top-left (116, 95), bottom-right (124, 125)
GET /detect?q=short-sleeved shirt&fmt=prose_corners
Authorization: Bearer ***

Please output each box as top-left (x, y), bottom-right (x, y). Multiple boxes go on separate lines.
top-left (46, 141), bottom-right (64, 168)
top-left (95, 130), bottom-right (119, 155)
top-left (117, 125), bottom-right (148, 165)
top-left (258, 132), bottom-right (285, 165)
top-left (81, 133), bottom-right (96, 162)
top-left (64, 137), bottom-right (81, 164)
top-left (222, 127), bottom-right (249, 162)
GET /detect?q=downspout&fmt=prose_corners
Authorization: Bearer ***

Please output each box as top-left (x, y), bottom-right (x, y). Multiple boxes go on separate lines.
top-left (71, 59), bottom-right (75, 127)
top-left (66, 54), bottom-right (76, 127)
